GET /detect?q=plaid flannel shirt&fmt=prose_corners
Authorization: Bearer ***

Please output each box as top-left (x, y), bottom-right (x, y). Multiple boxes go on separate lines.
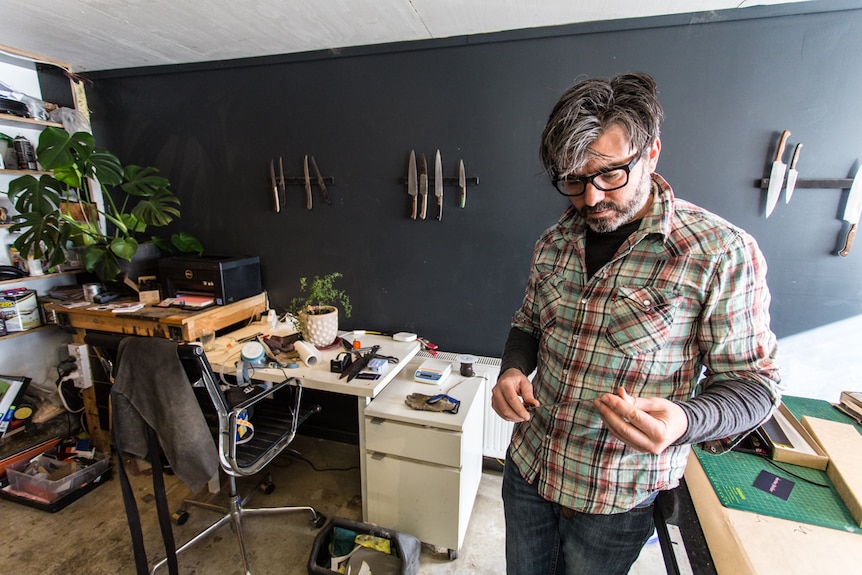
top-left (509, 173), bottom-right (780, 514)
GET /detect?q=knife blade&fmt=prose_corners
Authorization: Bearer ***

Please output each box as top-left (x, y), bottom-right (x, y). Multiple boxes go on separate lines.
top-left (765, 129), bottom-right (791, 218)
top-left (784, 143), bottom-right (802, 204)
top-left (340, 345), bottom-right (380, 382)
top-left (458, 159), bottom-right (466, 208)
top-left (434, 149), bottom-right (443, 221)
top-left (419, 153), bottom-right (428, 220)
top-left (278, 156), bottom-right (286, 207)
top-left (407, 150), bottom-right (418, 220)
top-left (839, 164), bottom-right (862, 257)
top-left (269, 159), bottom-right (280, 213)
top-left (303, 155), bottom-right (312, 210)
top-left (310, 156), bottom-right (331, 204)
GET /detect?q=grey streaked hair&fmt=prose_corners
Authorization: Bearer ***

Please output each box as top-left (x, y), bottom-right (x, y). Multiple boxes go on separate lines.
top-left (540, 72), bottom-right (664, 177)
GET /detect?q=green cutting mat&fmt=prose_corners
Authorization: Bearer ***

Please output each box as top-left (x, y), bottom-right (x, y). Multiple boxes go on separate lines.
top-left (693, 395), bottom-right (862, 534)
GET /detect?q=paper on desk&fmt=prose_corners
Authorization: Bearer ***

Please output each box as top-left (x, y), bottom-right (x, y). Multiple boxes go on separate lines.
top-left (294, 340), bottom-right (319, 366)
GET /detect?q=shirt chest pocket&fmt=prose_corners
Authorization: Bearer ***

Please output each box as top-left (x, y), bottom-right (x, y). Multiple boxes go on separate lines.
top-left (606, 286), bottom-right (680, 356)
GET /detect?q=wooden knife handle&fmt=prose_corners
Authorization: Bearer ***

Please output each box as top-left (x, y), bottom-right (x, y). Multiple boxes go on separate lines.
top-left (774, 130), bottom-right (791, 162)
top-left (410, 196), bottom-right (417, 220)
top-left (420, 193), bottom-right (427, 220)
top-left (840, 223), bottom-right (857, 257)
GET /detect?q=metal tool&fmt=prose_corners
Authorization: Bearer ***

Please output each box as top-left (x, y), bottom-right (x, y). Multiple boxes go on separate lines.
top-left (434, 149), bottom-right (443, 221)
top-left (459, 159), bottom-right (466, 208)
top-left (839, 164), bottom-right (862, 257)
top-left (303, 155), bottom-right (312, 210)
top-left (525, 399), bottom-right (595, 413)
top-left (419, 153), bottom-right (428, 220)
top-left (278, 156), bottom-right (286, 208)
top-left (785, 143), bottom-right (802, 204)
top-left (269, 159), bottom-right (280, 213)
top-left (407, 150), bottom-right (418, 219)
top-left (310, 156), bottom-right (331, 204)
top-left (765, 129), bottom-right (791, 218)
top-left (340, 344), bottom-right (381, 382)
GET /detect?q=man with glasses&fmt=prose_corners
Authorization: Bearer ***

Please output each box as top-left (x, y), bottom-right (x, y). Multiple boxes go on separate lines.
top-left (491, 73), bottom-right (781, 575)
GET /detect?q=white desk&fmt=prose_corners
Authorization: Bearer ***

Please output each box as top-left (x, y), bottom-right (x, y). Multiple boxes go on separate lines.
top-left (205, 322), bottom-right (420, 519)
top-left (363, 357), bottom-right (488, 558)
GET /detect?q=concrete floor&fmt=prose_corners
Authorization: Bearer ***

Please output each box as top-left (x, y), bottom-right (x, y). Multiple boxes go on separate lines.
top-left (0, 433), bottom-right (666, 575)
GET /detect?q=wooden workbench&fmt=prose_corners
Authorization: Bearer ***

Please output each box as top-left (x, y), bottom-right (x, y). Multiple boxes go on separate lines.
top-left (45, 292), bottom-right (268, 453)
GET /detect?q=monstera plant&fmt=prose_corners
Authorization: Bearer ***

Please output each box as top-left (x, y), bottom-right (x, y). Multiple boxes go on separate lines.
top-left (5, 127), bottom-right (202, 282)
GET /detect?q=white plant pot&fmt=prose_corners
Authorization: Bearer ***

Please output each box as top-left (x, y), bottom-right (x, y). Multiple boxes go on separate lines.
top-left (302, 306), bottom-right (339, 348)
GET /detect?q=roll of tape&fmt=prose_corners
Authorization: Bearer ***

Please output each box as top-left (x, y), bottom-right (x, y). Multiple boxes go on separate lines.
top-left (241, 341), bottom-right (266, 364)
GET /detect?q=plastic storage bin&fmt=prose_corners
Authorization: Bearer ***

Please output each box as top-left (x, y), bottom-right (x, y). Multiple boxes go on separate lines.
top-left (308, 516), bottom-right (421, 575)
top-left (5, 452), bottom-right (109, 503)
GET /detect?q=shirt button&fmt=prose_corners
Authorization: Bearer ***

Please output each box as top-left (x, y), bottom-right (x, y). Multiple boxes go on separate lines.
top-left (643, 300), bottom-right (651, 306)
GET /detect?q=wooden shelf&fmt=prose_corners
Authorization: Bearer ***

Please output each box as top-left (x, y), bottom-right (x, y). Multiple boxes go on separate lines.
top-left (0, 324), bottom-right (55, 340)
top-left (0, 270), bottom-right (80, 287)
top-left (0, 112), bottom-right (62, 128)
top-left (0, 168), bottom-right (49, 176)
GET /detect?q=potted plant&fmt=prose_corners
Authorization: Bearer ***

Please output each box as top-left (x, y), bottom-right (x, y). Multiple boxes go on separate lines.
top-left (4, 126), bottom-right (202, 283)
top-left (288, 272), bottom-right (352, 347)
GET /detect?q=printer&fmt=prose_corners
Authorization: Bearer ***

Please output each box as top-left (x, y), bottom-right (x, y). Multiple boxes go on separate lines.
top-left (158, 255), bottom-right (262, 305)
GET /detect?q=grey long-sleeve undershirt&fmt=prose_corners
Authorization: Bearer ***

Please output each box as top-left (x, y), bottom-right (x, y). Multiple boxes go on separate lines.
top-left (500, 326), bottom-right (773, 446)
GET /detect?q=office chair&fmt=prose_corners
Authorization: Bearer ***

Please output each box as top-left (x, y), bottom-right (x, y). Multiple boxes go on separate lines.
top-left (88, 334), bottom-right (325, 575)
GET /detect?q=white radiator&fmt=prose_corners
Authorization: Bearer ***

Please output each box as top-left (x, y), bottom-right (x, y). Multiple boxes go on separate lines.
top-left (416, 350), bottom-right (514, 459)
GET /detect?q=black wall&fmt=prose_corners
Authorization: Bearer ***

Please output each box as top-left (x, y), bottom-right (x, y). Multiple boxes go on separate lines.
top-left (84, 2), bottom-right (862, 362)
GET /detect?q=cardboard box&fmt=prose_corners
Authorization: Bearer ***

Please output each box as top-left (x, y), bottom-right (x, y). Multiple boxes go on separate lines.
top-left (0, 289), bottom-right (42, 332)
top-left (763, 403), bottom-right (829, 470)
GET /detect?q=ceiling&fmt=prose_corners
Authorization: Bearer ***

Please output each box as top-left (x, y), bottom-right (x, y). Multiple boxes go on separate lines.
top-left (1, 0), bottom-right (810, 72)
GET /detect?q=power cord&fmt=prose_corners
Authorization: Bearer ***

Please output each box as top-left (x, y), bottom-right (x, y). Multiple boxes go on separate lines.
top-left (56, 356), bottom-right (84, 413)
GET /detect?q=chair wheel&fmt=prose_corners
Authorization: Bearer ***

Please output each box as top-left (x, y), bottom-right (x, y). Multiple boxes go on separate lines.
top-left (258, 479), bottom-right (275, 494)
top-left (447, 549), bottom-right (458, 561)
top-left (172, 510), bottom-right (189, 525)
top-left (312, 512), bottom-right (326, 528)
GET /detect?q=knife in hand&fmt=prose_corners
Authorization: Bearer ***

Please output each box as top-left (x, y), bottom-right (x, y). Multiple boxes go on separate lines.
top-left (839, 164), bottom-right (862, 257)
top-left (434, 149), bottom-right (443, 221)
top-left (785, 143), bottom-right (802, 204)
top-left (310, 156), bottom-right (331, 204)
top-left (269, 159), bottom-right (280, 213)
top-left (419, 153), bottom-right (428, 220)
top-left (765, 130), bottom-right (791, 218)
top-left (459, 159), bottom-right (466, 208)
top-left (407, 150), bottom-right (418, 219)
top-left (303, 155), bottom-right (312, 210)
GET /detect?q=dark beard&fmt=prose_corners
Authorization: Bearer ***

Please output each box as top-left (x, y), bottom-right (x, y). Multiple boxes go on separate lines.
top-left (581, 170), bottom-right (652, 233)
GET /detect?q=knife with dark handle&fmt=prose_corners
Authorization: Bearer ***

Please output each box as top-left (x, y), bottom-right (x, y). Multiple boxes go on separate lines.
top-left (785, 143), bottom-right (802, 204)
top-left (765, 130), bottom-right (791, 218)
top-left (269, 159), bottom-right (280, 213)
top-left (419, 153), bottom-right (428, 220)
top-left (310, 156), bottom-right (331, 204)
top-left (434, 149), bottom-right (443, 221)
top-left (839, 164), bottom-right (862, 257)
top-left (459, 159), bottom-right (466, 208)
top-left (407, 150), bottom-right (418, 219)
top-left (303, 155), bottom-right (312, 210)
top-left (278, 156), bottom-right (286, 207)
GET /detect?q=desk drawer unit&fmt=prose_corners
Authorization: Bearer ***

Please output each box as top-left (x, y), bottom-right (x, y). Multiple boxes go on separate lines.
top-left (363, 357), bottom-right (488, 558)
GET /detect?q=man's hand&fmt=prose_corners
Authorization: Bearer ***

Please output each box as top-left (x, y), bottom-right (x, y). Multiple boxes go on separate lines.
top-left (595, 387), bottom-right (688, 454)
top-left (491, 368), bottom-right (537, 422)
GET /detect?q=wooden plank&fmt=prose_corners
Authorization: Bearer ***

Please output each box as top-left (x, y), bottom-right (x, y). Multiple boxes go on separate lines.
top-left (801, 416), bottom-right (862, 527)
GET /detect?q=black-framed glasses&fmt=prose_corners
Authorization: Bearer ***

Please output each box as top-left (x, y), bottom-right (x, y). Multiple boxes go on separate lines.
top-left (552, 154), bottom-right (641, 197)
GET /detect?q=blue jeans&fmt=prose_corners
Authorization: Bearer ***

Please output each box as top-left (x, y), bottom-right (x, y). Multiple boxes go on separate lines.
top-left (502, 451), bottom-right (655, 575)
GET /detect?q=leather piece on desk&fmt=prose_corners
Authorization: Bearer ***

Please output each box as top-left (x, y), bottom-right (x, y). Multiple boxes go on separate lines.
top-left (112, 337), bottom-right (218, 493)
top-left (801, 416), bottom-right (862, 526)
